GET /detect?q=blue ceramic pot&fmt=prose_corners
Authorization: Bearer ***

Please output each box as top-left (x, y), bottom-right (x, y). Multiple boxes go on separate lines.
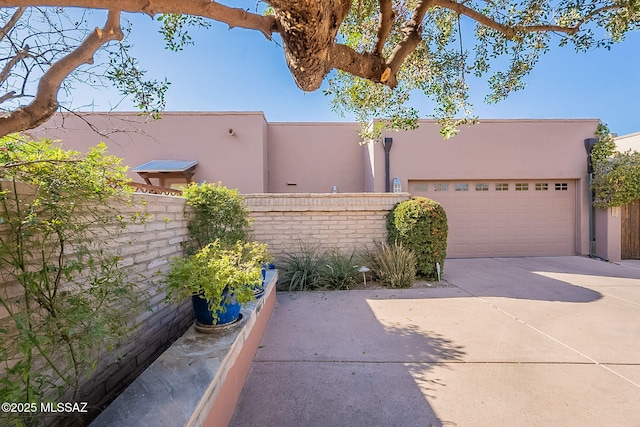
top-left (191, 292), bottom-right (241, 325)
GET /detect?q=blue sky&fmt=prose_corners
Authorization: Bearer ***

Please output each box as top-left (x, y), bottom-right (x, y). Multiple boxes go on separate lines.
top-left (66, 10), bottom-right (640, 137)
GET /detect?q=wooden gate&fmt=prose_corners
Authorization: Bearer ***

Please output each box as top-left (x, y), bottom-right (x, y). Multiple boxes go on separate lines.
top-left (622, 200), bottom-right (640, 259)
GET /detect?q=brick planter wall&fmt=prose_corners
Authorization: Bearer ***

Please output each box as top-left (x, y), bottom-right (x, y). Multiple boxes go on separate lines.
top-left (81, 193), bottom-right (194, 420)
top-left (244, 193), bottom-right (410, 259)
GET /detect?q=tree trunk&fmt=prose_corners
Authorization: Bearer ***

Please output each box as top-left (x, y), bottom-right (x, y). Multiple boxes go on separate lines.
top-left (268, 0), bottom-right (352, 91)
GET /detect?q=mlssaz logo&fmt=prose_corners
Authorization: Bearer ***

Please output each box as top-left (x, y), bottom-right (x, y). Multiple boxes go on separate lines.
top-left (40, 402), bottom-right (89, 413)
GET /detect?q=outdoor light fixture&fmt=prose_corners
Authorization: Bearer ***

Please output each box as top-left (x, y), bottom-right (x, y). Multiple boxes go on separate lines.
top-left (359, 266), bottom-right (370, 287)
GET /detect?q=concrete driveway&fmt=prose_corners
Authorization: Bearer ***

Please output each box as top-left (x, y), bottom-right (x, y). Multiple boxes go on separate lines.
top-left (229, 256), bottom-right (640, 426)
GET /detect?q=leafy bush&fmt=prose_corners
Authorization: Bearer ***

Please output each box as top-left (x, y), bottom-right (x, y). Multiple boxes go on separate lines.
top-left (591, 123), bottom-right (640, 208)
top-left (182, 182), bottom-right (251, 252)
top-left (319, 250), bottom-right (360, 290)
top-left (387, 197), bottom-right (448, 279)
top-left (0, 134), bottom-right (143, 426)
top-left (361, 241), bottom-right (416, 288)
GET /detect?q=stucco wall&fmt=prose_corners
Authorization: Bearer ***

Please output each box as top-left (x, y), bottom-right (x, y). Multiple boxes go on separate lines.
top-left (32, 113), bottom-right (604, 258)
top-left (34, 112), bottom-right (269, 193)
top-left (614, 132), bottom-right (640, 153)
top-left (595, 207), bottom-right (622, 262)
top-left (266, 122), bottom-right (363, 193)
top-left (244, 193), bottom-right (410, 259)
top-left (367, 119), bottom-right (600, 256)
top-left (367, 119), bottom-right (599, 190)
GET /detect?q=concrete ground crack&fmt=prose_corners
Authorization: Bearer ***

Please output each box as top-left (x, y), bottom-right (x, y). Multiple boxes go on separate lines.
top-left (448, 279), bottom-right (640, 390)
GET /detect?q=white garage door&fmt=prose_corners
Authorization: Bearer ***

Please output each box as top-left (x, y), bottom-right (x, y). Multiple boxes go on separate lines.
top-left (409, 180), bottom-right (576, 258)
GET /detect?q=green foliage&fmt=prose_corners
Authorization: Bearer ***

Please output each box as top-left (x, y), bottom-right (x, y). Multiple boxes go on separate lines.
top-left (2, 3), bottom-right (640, 138)
top-left (361, 241), bottom-right (417, 288)
top-left (593, 152), bottom-right (640, 208)
top-left (331, 4), bottom-right (477, 139)
top-left (278, 245), bottom-right (362, 291)
top-left (157, 14), bottom-right (212, 52)
top-left (277, 243), bottom-right (329, 291)
top-left (278, 241), bottom-right (418, 291)
top-left (329, 1), bottom-right (640, 138)
top-left (591, 122), bottom-right (617, 164)
top-left (319, 250), bottom-right (360, 290)
top-left (0, 134), bottom-right (142, 426)
top-left (591, 122), bottom-right (640, 208)
top-left (165, 240), bottom-right (265, 323)
top-left (182, 182), bottom-right (252, 253)
top-left (387, 197), bottom-right (448, 279)
top-left (107, 42), bottom-right (170, 119)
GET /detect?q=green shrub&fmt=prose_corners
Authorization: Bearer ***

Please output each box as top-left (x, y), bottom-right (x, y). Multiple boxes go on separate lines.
top-left (0, 135), bottom-right (143, 425)
top-left (387, 197), bottom-right (448, 279)
top-left (182, 182), bottom-right (251, 252)
top-left (361, 241), bottom-right (416, 288)
top-left (319, 250), bottom-right (360, 290)
top-left (278, 243), bottom-right (328, 291)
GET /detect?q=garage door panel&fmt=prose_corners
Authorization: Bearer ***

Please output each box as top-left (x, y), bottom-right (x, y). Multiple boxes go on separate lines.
top-left (409, 179), bottom-right (576, 258)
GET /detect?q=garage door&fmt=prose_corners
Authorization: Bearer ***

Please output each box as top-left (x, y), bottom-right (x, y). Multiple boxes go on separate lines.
top-left (409, 180), bottom-right (576, 258)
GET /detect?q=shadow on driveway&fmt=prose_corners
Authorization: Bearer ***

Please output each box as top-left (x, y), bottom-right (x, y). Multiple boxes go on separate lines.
top-left (230, 256), bottom-right (640, 426)
top-left (230, 290), bottom-right (467, 427)
top-left (442, 256), bottom-right (610, 303)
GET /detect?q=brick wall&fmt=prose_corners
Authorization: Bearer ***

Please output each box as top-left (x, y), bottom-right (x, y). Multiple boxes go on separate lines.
top-left (244, 193), bottom-right (410, 259)
top-left (86, 193), bottom-right (411, 420)
top-left (81, 193), bottom-right (194, 420)
top-left (0, 191), bottom-right (193, 424)
top-left (2, 190), bottom-right (411, 424)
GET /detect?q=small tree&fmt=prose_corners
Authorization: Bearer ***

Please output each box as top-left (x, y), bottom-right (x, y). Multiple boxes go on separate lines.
top-left (591, 123), bottom-right (640, 209)
top-left (387, 197), bottom-right (448, 279)
top-left (0, 134), bottom-right (142, 427)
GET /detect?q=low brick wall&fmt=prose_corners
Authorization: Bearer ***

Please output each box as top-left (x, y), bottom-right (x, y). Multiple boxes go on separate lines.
top-left (244, 193), bottom-right (410, 259)
top-left (2, 190), bottom-right (412, 425)
top-left (82, 193), bottom-right (194, 420)
top-left (0, 192), bottom-right (193, 425)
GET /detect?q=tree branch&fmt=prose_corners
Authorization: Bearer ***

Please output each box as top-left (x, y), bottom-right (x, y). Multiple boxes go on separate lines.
top-left (373, 0), bottom-right (394, 56)
top-left (383, 0), bottom-right (434, 88)
top-left (1, 0), bottom-right (277, 39)
top-left (1, 158), bottom-right (81, 169)
top-left (434, 0), bottom-right (584, 37)
top-left (0, 45), bottom-right (30, 86)
top-left (330, 43), bottom-right (387, 82)
top-left (0, 10), bottom-right (124, 136)
top-left (269, 0), bottom-right (352, 91)
top-left (0, 6), bottom-right (25, 42)
top-left (572, 4), bottom-right (621, 32)
top-left (374, 0), bottom-right (623, 89)
top-left (0, 91), bottom-right (16, 104)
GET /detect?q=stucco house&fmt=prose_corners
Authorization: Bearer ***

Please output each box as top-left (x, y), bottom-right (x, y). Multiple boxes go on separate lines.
top-left (34, 112), bottom-right (623, 261)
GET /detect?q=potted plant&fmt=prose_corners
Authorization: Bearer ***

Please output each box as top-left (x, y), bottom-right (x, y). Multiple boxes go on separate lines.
top-left (165, 240), bottom-right (269, 329)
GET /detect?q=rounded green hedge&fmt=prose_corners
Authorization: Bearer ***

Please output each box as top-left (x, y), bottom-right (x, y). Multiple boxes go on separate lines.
top-left (386, 197), bottom-right (448, 279)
